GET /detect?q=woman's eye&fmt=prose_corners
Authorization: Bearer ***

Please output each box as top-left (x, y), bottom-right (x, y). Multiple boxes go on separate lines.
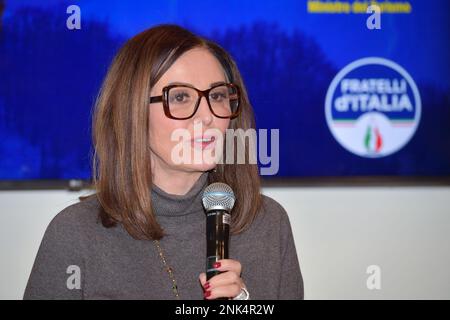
top-left (170, 92), bottom-right (190, 103)
top-left (175, 94), bottom-right (186, 101)
top-left (210, 92), bottom-right (227, 102)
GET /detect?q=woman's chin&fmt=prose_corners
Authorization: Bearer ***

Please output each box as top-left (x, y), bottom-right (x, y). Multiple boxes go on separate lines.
top-left (180, 162), bottom-right (217, 173)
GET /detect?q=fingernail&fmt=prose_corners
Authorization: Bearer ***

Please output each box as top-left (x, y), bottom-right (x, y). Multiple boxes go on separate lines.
top-left (204, 291), bottom-right (211, 298)
top-left (213, 262), bottom-right (221, 268)
top-left (204, 282), bottom-right (210, 289)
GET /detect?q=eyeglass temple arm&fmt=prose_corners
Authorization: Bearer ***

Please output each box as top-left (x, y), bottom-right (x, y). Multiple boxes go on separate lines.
top-left (149, 96), bottom-right (163, 103)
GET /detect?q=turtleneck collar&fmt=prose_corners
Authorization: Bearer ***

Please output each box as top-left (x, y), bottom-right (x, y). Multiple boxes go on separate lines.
top-left (151, 172), bottom-right (209, 217)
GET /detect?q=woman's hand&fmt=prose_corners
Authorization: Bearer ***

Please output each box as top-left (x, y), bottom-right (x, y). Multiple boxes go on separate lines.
top-left (198, 259), bottom-right (246, 300)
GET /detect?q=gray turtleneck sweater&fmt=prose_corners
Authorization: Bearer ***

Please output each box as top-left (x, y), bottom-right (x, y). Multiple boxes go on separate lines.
top-left (23, 173), bottom-right (304, 300)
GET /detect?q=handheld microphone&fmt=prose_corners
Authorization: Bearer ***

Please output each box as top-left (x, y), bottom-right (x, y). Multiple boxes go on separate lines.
top-left (202, 182), bottom-right (235, 281)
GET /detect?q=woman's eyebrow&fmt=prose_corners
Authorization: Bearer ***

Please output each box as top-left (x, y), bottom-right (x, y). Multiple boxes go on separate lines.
top-left (209, 81), bottom-right (227, 87)
top-left (166, 81), bottom-right (227, 87)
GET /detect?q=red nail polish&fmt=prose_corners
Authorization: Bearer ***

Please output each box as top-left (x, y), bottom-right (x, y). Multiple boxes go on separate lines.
top-left (204, 282), bottom-right (210, 289)
top-left (213, 262), bottom-right (221, 268)
top-left (204, 291), bottom-right (211, 298)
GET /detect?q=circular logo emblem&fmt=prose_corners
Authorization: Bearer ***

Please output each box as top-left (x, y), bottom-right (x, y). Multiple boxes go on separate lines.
top-left (325, 57), bottom-right (421, 158)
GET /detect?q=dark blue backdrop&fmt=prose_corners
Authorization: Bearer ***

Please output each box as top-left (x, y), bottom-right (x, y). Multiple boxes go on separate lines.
top-left (0, 0), bottom-right (449, 180)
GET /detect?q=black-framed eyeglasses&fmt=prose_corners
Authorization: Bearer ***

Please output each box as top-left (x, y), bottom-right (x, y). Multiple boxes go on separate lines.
top-left (149, 82), bottom-right (241, 120)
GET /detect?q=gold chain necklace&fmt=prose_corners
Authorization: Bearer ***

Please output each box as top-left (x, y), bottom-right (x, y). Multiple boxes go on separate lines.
top-left (153, 240), bottom-right (180, 299)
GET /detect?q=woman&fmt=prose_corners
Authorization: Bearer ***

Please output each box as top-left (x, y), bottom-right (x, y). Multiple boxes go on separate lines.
top-left (23, 24), bottom-right (304, 300)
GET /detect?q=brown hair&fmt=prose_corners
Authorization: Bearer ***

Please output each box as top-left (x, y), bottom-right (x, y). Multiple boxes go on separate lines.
top-left (87, 24), bottom-right (262, 240)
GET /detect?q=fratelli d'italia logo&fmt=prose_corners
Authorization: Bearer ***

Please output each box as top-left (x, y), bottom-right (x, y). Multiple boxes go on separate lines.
top-left (325, 57), bottom-right (421, 158)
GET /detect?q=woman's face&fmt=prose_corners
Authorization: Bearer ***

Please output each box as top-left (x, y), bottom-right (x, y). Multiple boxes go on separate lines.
top-left (148, 48), bottom-right (231, 176)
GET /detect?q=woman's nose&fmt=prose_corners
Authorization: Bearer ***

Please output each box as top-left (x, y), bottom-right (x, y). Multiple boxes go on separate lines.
top-left (194, 96), bottom-right (213, 125)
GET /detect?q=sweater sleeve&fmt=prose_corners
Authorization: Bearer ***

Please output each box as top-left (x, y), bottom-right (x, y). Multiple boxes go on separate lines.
top-left (23, 207), bottom-right (85, 300)
top-left (276, 203), bottom-right (304, 300)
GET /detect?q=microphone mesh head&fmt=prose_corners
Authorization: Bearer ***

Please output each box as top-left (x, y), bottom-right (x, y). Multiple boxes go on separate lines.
top-left (202, 182), bottom-right (236, 212)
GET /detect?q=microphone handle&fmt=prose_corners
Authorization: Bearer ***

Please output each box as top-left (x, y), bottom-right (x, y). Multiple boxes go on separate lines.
top-left (206, 209), bottom-right (230, 281)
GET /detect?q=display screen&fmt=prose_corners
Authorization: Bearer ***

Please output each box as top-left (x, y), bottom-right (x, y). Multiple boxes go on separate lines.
top-left (0, 0), bottom-right (449, 182)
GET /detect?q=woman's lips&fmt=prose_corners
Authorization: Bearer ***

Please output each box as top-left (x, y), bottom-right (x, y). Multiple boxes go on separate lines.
top-left (191, 136), bottom-right (216, 150)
